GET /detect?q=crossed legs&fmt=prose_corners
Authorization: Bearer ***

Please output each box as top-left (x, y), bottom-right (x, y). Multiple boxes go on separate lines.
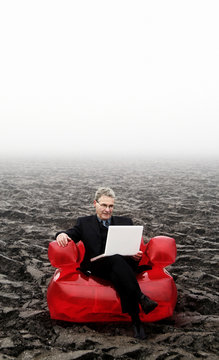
top-left (90, 254), bottom-right (157, 339)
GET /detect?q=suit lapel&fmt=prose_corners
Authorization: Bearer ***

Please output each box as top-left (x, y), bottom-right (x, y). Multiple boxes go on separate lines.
top-left (111, 216), bottom-right (118, 225)
top-left (89, 215), bottom-right (101, 238)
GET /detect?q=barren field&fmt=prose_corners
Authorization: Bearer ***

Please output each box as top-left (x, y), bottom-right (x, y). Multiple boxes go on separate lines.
top-left (0, 158), bottom-right (218, 359)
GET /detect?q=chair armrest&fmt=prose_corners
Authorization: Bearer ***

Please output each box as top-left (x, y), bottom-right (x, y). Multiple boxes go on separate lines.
top-left (146, 236), bottom-right (177, 267)
top-left (48, 240), bottom-right (85, 268)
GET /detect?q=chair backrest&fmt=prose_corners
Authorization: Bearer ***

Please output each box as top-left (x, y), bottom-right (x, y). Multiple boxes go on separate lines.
top-left (139, 237), bottom-right (150, 266)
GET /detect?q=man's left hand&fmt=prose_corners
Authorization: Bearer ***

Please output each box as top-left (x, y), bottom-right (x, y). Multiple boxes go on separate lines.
top-left (131, 251), bottom-right (143, 261)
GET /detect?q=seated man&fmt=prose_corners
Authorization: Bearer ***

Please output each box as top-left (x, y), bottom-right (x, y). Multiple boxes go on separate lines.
top-left (56, 187), bottom-right (157, 339)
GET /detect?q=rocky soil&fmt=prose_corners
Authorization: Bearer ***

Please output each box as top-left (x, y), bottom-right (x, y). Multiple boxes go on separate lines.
top-left (0, 158), bottom-right (218, 359)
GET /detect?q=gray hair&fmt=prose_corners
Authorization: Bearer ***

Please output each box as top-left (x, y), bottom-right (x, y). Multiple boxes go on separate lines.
top-left (95, 187), bottom-right (116, 201)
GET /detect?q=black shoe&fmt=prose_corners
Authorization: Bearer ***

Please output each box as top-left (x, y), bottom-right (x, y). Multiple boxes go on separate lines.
top-left (140, 294), bottom-right (158, 314)
top-left (132, 322), bottom-right (146, 340)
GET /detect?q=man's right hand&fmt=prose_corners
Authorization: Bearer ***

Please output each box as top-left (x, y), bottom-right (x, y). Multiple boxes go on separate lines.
top-left (56, 233), bottom-right (71, 247)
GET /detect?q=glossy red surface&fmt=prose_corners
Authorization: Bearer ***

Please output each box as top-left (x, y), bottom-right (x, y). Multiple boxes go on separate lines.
top-left (47, 236), bottom-right (177, 323)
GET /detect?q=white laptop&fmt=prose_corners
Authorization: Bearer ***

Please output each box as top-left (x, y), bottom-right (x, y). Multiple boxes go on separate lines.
top-left (90, 225), bottom-right (143, 262)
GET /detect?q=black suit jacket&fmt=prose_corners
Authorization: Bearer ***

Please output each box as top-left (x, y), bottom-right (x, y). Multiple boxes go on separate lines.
top-left (56, 215), bottom-right (133, 270)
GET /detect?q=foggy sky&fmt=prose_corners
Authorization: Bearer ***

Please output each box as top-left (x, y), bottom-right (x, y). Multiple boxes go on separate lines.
top-left (0, 0), bottom-right (218, 159)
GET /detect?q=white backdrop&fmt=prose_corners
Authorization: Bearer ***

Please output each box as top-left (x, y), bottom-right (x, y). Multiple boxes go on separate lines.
top-left (0, 0), bottom-right (218, 159)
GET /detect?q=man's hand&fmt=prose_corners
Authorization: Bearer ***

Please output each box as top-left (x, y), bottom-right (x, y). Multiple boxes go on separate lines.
top-left (131, 250), bottom-right (143, 261)
top-left (56, 233), bottom-right (71, 247)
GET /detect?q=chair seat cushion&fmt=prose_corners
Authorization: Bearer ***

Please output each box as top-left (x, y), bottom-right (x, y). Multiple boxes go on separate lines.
top-left (47, 267), bottom-right (177, 323)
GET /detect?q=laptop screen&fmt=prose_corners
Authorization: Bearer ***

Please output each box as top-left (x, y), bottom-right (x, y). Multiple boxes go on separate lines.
top-left (104, 225), bottom-right (143, 256)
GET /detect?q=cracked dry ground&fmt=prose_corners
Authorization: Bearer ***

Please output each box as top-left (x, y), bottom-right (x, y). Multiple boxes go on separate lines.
top-left (0, 158), bottom-right (218, 359)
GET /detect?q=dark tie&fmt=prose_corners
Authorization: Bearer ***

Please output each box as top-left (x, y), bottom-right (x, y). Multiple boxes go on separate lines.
top-left (102, 220), bottom-right (109, 228)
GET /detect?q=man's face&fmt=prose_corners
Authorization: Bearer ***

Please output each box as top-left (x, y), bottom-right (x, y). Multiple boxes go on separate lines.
top-left (94, 195), bottom-right (115, 220)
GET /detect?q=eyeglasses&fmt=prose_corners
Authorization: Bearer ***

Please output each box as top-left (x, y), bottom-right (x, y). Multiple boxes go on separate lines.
top-left (96, 201), bottom-right (114, 210)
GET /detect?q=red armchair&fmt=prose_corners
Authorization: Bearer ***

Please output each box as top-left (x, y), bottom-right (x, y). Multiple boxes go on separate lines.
top-left (47, 236), bottom-right (177, 323)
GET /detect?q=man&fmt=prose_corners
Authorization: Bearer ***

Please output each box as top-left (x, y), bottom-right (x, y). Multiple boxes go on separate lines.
top-left (56, 187), bottom-right (157, 339)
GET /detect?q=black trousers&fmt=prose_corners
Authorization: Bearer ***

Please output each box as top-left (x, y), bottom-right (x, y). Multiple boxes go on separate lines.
top-left (90, 254), bottom-right (142, 317)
